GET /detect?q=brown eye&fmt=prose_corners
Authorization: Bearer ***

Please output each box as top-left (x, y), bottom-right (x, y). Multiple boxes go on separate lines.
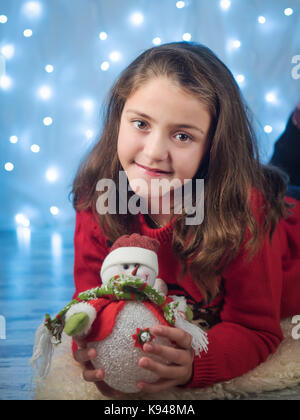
top-left (133, 120), bottom-right (147, 130)
top-left (175, 133), bottom-right (192, 143)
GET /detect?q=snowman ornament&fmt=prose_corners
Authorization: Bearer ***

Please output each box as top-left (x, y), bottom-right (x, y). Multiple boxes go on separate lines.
top-left (31, 234), bottom-right (208, 394)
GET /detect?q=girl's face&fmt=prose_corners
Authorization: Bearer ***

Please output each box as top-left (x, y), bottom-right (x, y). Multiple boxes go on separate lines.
top-left (117, 77), bottom-right (211, 207)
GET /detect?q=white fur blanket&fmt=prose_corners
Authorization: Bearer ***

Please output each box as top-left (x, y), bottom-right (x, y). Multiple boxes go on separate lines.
top-left (32, 317), bottom-right (300, 400)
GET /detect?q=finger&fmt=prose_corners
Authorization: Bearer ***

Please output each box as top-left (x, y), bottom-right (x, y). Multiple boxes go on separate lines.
top-left (95, 381), bottom-right (129, 399)
top-left (137, 378), bottom-right (178, 393)
top-left (74, 336), bottom-right (87, 349)
top-left (152, 326), bottom-right (192, 349)
top-left (139, 356), bottom-right (187, 380)
top-left (80, 362), bottom-right (127, 399)
top-left (82, 363), bottom-right (104, 382)
top-left (74, 347), bottom-right (97, 364)
top-left (143, 342), bottom-right (191, 366)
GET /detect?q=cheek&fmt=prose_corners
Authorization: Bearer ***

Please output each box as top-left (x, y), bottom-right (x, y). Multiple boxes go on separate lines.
top-left (117, 125), bottom-right (139, 164)
top-left (175, 147), bottom-right (204, 180)
top-left (137, 268), bottom-right (153, 283)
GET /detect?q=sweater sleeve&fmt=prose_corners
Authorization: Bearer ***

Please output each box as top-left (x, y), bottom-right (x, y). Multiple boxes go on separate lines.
top-left (73, 209), bottom-right (110, 299)
top-left (71, 209), bottom-right (110, 355)
top-left (189, 236), bottom-right (284, 388)
top-left (187, 191), bottom-right (286, 388)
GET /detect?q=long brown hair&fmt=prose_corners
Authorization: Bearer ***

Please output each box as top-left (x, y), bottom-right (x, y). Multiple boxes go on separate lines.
top-left (71, 42), bottom-right (294, 302)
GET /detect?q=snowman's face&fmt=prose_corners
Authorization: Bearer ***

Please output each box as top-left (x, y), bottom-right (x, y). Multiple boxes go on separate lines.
top-left (101, 263), bottom-right (156, 286)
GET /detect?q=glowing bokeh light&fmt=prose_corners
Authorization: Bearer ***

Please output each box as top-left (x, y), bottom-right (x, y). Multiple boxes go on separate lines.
top-left (45, 64), bottom-right (54, 73)
top-left (227, 39), bottom-right (242, 52)
top-left (50, 206), bottom-right (59, 215)
top-left (85, 129), bottom-right (94, 140)
top-left (0, 15), bottom-right (8, 24)
top-left (43, 116), bottom-right (53, 126)
top-left (235, 74), bottom-right (245, 85)
top-left (15, 213), bottom-right (30, 227)
top-left (109, 51), bottom-right (121, 62)
top-left (264, 125), bottom-right (273, 133)
top-left (4, 162), bottom-right (14, 171)
top-left (220, 0), bottom-right (231, 11)
top-left (258, 16), bottom-right (266, 24)
top-left (284, 8), bottom-right (293, 16)
top-left (182, 33), bottom-right (192, 41)
top-left (233, 39), bottom-right (241, 48)
top-left (1, 44), bottom-right (15, 60)
top-left (80, 99), bottom-right (95, 112)
top-left (46, 167), bottom-right (59, 182)
top-left (100, 61), bottom-right (110, 71)
top-left (22, 1), bottom-right (42, 18)
top-left (152, 37), bottom-right (162, 45)
top-left (265, 92), bottom-right (277, 104)
top-left (30, 144), bottom-right (40, 153)
top-left (0, 75), bottom-right (12, 90)
top-left (99, 32), bottom-right (108, 40)
top-left (176, 1), bottom-right (185, 9)
top-left (23, 29), bottom-right (33, 37)
top-left (130, 12), bottom-right (144, 26)
top-left (10, 135), bottom-right (18, 144)
top-left (38, 85), bottom-right (52, 100)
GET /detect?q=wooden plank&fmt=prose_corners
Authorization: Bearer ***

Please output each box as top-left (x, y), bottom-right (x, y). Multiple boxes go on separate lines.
top-left (0, 228), bottom-right (75, 400)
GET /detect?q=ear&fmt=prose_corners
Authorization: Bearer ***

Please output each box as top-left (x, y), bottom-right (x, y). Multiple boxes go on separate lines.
top-left (153, 278), bottom-right (168, 296)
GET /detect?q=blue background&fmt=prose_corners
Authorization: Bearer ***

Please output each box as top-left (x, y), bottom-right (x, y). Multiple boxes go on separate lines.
top-left (0, 0), bottom-right (300, 400)
top-left (0, 0), bottom-right (299, 230)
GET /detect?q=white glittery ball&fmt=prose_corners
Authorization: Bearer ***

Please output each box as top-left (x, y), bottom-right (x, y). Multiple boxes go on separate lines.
top-left (87, 302), bottom-right (172, 393)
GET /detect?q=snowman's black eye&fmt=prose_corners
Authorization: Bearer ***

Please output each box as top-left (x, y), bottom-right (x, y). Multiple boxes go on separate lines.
top-left (123, 264), bottom-right (129, 269)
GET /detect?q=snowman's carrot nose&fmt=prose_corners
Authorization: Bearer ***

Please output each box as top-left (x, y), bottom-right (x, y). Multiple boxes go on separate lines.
top-left (131, 264), bottom-right (140, 276)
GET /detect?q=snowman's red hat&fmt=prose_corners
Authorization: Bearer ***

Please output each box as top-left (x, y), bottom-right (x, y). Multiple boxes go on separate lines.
top-left (100, 234), bottom-right (160, 280)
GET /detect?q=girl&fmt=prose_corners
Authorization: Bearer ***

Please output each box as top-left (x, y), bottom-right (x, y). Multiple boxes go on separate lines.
top-left (71, 42), bottom-right (300, 397)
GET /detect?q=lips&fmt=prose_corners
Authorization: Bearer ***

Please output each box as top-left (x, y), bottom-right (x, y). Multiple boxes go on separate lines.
top-left (135, 162), bottom-right (171, 174)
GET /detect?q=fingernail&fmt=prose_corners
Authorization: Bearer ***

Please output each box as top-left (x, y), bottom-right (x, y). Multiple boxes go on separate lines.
top-left (144, 343), bottom-right (153, 351)
top-left (140, 359), bottom-right (148, 368)
top-left (154, 326), bottom-right (163, 333)
top-left (96, 370), bottom-right (103, 379)
top-left (88, 349), bottom-right (95, 358)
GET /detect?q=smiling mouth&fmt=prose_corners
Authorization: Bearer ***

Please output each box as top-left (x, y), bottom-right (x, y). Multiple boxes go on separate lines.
top-left (135, 162), bottom-right (172, 174)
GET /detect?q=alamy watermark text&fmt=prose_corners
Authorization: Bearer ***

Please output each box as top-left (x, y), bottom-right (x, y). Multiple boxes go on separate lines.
top-left (292, 315), bottom-right (300, 340)
top-left (291, 55), bottom-right (300, 80)
top-left (96, 171), bottom-right (204, 225)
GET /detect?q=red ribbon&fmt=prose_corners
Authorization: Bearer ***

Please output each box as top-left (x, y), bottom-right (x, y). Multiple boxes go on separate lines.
top-left (159, 296), bottom-right (173, 309)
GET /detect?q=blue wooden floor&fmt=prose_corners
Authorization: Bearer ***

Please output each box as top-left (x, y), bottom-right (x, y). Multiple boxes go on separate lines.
top-left (0, 227), bottom-right (75, 400)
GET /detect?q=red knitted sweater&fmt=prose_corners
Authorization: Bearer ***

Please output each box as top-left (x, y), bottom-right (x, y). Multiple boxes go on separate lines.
top-left (72, 191), bottom-right (300, 388)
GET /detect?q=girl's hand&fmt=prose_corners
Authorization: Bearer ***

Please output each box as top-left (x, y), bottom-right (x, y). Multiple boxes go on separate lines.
top-left (137, 325), bottom-right (194, 393)
top-left (73, 337), bottom-right (128, 399)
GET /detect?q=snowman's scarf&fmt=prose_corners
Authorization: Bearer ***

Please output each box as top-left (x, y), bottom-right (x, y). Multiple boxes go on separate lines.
top-left (30, 324), bottom-right (57, 378)
top-left (169, 295), bottom-right (208, 356)
top-left (31, 274), bottom-right (208, 378)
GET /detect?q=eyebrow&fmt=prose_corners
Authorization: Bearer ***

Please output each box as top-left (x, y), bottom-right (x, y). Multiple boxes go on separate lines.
top-left (126, 109), bottom-right (205, 135)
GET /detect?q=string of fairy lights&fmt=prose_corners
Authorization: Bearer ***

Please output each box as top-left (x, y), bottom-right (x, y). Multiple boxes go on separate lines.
top-left (0, 0), bottom-right (297, 229)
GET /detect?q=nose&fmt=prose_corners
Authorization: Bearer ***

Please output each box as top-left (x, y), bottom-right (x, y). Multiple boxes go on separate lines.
top-left (143, 131), bottom-right (169, 161)
top-left (131, 264), bottom-right (139, 276)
